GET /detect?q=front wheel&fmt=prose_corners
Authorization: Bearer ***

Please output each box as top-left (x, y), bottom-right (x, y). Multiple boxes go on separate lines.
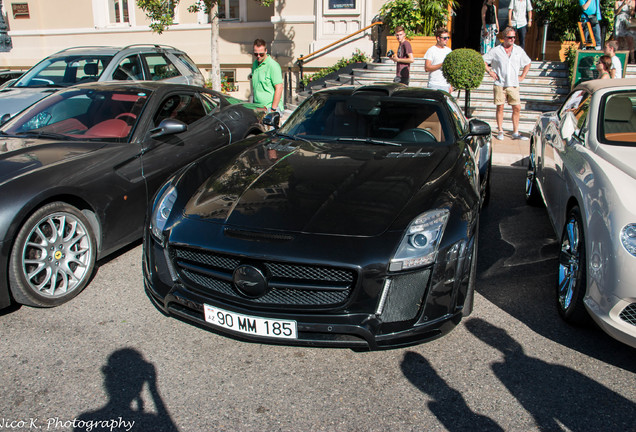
top-left (556, 206), bottom-right (590, 324)
top-left (525, 141), bottom-right (542, 206)
top-left (9, 202), bottom-right (97, 307)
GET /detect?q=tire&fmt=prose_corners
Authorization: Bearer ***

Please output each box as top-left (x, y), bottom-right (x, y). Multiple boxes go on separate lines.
top-left (525, 141), bottom-right (542, 206)
top-left (556, 206), bottom-right (590, 324)
top-left (8, 202), bottom-right (97, 307)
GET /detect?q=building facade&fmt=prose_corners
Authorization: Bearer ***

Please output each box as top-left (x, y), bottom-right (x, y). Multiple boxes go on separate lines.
top-left (0, 0), bottom-right (385, 101)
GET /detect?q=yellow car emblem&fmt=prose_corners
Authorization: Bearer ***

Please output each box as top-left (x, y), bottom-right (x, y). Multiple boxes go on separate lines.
top-left (54, 251), bottom-right (62, 260)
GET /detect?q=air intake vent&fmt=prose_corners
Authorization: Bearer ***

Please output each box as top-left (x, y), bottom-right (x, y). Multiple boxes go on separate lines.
top-left (619, 303), bottom-right (636, 326)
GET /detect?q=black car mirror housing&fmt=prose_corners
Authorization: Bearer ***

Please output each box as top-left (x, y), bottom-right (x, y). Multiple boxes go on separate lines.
top-left (263, 111), bottom-right (280, 129)
top-left (466, 118), bottom-right (491, 137)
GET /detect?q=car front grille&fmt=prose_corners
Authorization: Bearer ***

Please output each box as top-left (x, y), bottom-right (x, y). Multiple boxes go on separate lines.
top-left (619, 303), bottom-right (636, 326)
top-left (171, 246), bottom-right (356, 309)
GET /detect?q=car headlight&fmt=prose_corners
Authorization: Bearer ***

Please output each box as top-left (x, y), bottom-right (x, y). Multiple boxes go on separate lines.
top-left (150, 185), bottom-right (177, 240)
top-left (621, 224), bottom-right (636, 257)
top-left (389, 209), bottom-right (450, 272)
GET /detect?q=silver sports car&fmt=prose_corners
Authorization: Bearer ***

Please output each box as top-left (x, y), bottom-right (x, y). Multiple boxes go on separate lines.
top-left (525, 78), bottom-right (636, 348)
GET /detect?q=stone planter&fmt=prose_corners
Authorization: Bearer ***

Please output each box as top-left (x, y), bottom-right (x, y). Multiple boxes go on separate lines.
top-left (386, 36), bottom-right (445, 57)
top-left (544, 40), bottom-right (579, 61)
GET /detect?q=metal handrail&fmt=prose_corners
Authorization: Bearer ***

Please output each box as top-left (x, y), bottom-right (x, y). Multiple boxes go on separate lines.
top-left (297, 21), bottom-right (383, 63)
top-left (295, 21), bottom-right (383, 91)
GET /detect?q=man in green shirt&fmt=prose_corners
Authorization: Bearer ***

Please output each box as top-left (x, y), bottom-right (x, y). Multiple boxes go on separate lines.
top-left (251, 38), bottom-right (283, 112)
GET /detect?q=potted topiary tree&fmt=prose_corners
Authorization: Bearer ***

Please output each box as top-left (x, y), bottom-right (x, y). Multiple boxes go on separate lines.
top-left (380, 0), bottom-right (458, 56)
top-left (441, 48), bottom-right (485, 117)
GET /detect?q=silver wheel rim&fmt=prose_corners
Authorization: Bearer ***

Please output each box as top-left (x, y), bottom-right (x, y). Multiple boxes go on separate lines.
top-left (558, 217), bottom-right (580, 310)
top-left (525, 145), bottom-right (536, 199)
top-left (21, 212), bottom-right (92, 298)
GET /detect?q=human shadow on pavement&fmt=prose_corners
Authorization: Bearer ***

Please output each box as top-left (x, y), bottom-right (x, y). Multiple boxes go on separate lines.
top-left (74, 348), bottom-right (178, 432)
top-left (477, 166), bottom-right (636, 371)
top-left (401, 351), bottom-right (504, 432)
top-left (465, 318), bottom-right (636, 431)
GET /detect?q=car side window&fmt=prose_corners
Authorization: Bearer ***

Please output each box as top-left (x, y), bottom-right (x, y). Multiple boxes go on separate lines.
top-left (143, 54), bottom-right (181, 81)
top-left (200, 93), bottom-right (222, 114)
top-left (601, 92), bottom-right (636, 144)
top-left (445, 96), bottom-right (467, 137)
top-left (113, 55), bottom-right (144, 81)
top-left (153, 93), bottom-right (207, 127)
top-left (175, 53), bottom-right (201, 75)
top-left (559, 89), bottom-right (591, 140)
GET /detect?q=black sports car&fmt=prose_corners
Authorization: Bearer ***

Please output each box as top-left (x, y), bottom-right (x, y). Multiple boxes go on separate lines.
top-left (0, 82), bottom-right (265, 308)
top-left (143, 84), bottom-right (491, 349)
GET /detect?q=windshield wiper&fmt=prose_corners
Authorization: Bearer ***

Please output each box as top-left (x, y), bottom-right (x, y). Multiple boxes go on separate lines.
top-left (14, 131), bottom-right (77, 140)
top-left (336, 137), bottom-right (403, 147)
top-left (274, 131), bottom-right (312, 144)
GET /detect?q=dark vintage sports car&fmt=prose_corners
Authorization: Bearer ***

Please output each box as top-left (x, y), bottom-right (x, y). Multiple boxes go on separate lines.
top-left (144, 84), bottom-right (492, 349)
top-left (0, 82), bottom-right (265, 308)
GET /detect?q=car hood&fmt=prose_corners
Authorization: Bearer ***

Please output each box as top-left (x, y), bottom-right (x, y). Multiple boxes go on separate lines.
top-left (0, 136), bottom-right (106, 185)
top-left (596, 143), bottom-right (636, 180)
top-left (0, 87), bottom-right (58, 117)
top-left (183, 137), bottom-right (452, 237)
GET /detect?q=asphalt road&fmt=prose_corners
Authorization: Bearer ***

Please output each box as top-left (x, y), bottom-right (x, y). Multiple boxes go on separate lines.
top-left (1, 166), bottom-right (635, 432)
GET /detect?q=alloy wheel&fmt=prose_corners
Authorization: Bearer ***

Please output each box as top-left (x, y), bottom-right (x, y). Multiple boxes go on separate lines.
top-left (20, 212), bottom-right (93, 298)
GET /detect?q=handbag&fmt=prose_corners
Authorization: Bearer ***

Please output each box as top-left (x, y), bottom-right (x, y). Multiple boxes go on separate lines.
top-left (583, 12), bottom-right (599, 26)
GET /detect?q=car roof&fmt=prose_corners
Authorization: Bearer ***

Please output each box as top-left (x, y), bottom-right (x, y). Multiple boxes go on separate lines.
top-left (64, 81), bottom-right (211, 93)
top-left (315, 83), bottom-right (449, 102)
top-left (575, 78), bottom-right (636, 93)
top-left (47, 44), bottom-right (185, 58)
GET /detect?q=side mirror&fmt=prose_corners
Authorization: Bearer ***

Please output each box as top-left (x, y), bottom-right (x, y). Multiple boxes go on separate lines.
top-left (263, 111), bottom-right (280, 129)
top-left (467, 118), bottom-right (491, 137)
top-left (560, 111), bottom-right (576, 141)
top-left (150, 118), bottom-right (187, 138)
top-left (0, 113), bottom-right (11, 125)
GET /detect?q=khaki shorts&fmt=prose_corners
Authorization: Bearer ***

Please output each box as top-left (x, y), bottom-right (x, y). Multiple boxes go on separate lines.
top-left (494, 86), bottom-right (521, 106)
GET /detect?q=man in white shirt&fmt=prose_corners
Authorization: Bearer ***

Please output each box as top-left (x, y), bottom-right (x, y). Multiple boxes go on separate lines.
top-left (605, 40), bottom-right (623, 78)
top-left (424, 28), bottom-right (453, 92)
top-left (508, 0), bottom-right (533, 50)
top-left (483, 27), bottom-right (532, 140)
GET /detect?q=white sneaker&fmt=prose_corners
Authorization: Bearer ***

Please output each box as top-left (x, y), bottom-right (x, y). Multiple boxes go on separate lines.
top-left (495, 131), bottom-right (504, 140)
top-left (512, 132), bottom-right (528, 141)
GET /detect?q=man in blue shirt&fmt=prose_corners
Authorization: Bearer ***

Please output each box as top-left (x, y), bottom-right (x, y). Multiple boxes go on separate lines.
top-left (580, 0), bottom-right (602, 50)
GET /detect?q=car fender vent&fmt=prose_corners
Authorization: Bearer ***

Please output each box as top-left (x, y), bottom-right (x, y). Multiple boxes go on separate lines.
top-left (224, 227), bottom-right (294, 242)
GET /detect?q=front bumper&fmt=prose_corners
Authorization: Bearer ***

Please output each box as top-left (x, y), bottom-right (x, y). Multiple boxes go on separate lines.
top-left (142, 225), bottom-right (474, 350)
top-left (585, 295), bottom-right (636, 349)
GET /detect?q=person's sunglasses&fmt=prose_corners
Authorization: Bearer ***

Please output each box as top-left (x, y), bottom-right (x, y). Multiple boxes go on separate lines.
top-left (506, 36), bottom-right (516, 39)
top-left (440, 36), bottom-right (450, 40)
top-left (253, 52), bottom-right (266, 57)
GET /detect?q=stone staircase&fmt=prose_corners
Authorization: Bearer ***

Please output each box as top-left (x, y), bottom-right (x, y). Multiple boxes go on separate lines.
top-left (287, 58), bottom-right (636, 134)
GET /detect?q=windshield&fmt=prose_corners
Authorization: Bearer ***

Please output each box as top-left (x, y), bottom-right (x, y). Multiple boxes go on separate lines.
top-left (2, 88), bottom-right (150, 142)
top-left (279, 92), bottom-right (453, 146)
top-left (13, 55), bottom-right (113, 88)
top-left (600, 91), bottom-right (636, 147)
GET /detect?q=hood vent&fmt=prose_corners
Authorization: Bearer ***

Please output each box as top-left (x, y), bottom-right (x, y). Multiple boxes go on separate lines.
top-left (224, 227), bottom-right (294, 242)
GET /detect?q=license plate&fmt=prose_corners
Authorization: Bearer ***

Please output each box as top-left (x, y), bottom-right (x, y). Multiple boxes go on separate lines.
top-left (203, 304), bottom-right (297, 339)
